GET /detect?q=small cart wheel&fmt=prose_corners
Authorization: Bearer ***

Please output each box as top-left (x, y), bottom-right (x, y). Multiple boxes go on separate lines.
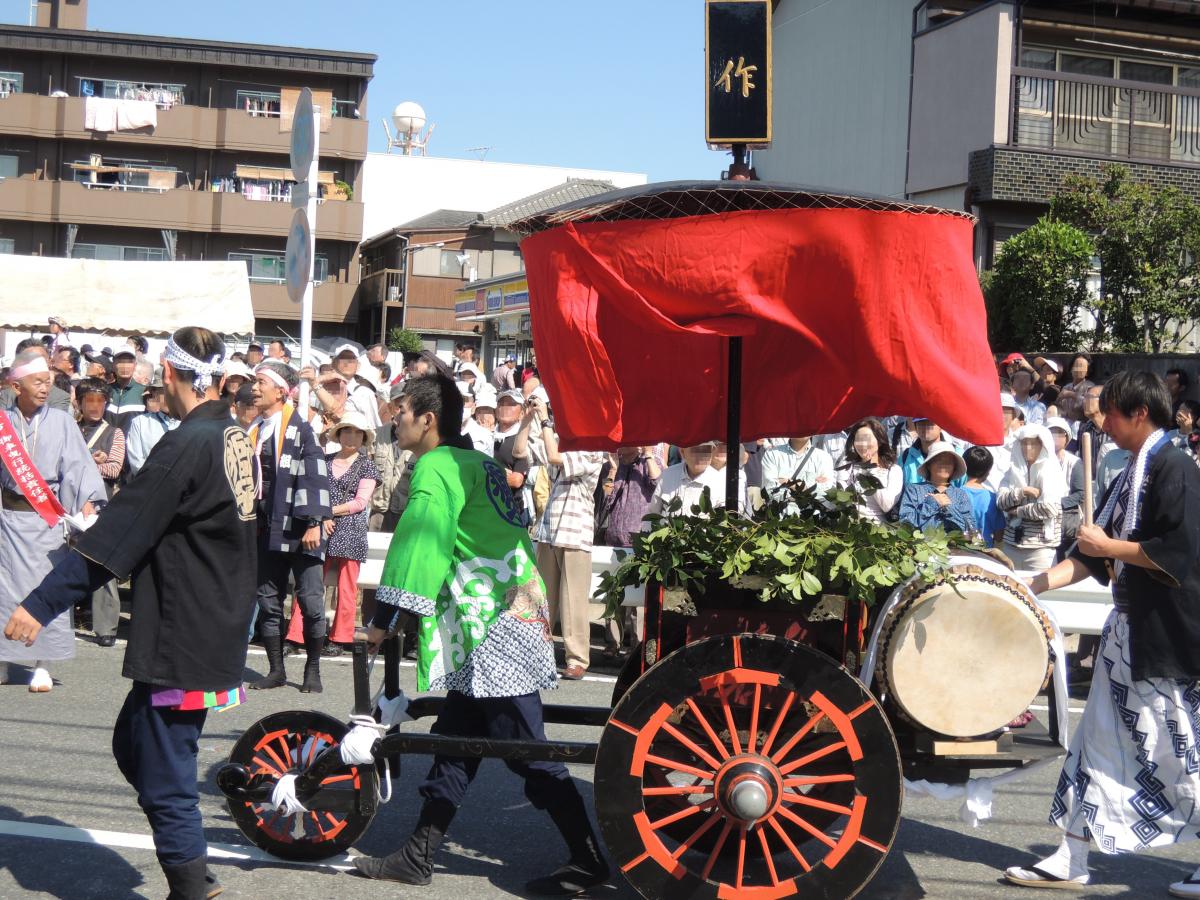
top-left (597, 633), bottom-right (902, 899)
top-left (225, 710), bottom-right (378, 861)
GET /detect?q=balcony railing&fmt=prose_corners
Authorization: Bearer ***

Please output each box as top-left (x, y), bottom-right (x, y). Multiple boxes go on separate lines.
top-left (1013, 67), bottom-right (1200, 164)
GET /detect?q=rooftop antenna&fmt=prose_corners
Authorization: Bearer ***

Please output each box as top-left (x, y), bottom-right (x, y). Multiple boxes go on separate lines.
top-left (465, 146), bottom-right (492, 161)
top-left (382, 101), bottom-right (435, 155)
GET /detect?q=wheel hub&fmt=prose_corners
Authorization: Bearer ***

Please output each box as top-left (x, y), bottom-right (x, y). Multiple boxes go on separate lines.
top-left (714, 755), bottom-right (782, 823)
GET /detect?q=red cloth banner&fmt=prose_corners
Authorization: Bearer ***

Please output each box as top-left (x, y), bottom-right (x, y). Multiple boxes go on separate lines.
top-left (521, 207), bottom-right (1003, 451)
top-left (0, 411), bottom-right (66, 527)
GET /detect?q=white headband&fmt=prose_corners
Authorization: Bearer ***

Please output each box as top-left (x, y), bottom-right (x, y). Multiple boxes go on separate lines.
top-left (8, 357), bottom-right (50, 382)
top-left (163, 337), bottom-right (223, 392)
top-left (254, 364), bottom-right (290, 392)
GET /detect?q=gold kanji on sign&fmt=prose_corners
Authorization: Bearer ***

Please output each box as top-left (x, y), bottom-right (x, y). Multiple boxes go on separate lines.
top-left (714, 57), bottom-right (758, 98)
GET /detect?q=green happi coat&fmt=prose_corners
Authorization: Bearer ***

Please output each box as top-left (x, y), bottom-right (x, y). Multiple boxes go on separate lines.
top-left (376, 445), bottom-right (557, 697)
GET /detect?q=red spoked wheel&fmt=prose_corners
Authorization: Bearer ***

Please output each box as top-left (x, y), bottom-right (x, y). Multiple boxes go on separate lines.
top-left (225, 710), bottom-right (378, 861)
top-left (596, 633), bottom-right (901, 899)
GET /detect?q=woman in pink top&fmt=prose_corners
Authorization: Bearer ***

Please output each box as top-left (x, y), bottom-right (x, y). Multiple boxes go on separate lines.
top-left (286, 411), bottom-right (379, 654)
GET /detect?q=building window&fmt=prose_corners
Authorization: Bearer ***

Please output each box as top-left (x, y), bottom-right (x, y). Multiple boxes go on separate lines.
top-left (439, 249), bottom-right (464, 277)
top-left (0, 71), bottom-right (22, 98)
top-left (0, 155), bottom-right (17, 180)
top-left (0, 238), bottom-right (14, 254)
top-left (229, 251), bottom-right (330, 284)
top-left (73, 243), bottom-right (166, 262)
top-left (79, 78), bottom-right (185, 108)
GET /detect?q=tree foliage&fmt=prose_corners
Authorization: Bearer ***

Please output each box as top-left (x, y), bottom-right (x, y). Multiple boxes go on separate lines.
top-left (1050, 165), bottom-right (1200, 352)
top-left (386, 326), bottom-right (424, 353)
top-left (983, 218), bottom-right (1094, 352)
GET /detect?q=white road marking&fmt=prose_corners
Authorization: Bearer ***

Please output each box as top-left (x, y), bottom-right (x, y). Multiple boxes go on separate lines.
top-left (0, 819), bottom-right (355, 871)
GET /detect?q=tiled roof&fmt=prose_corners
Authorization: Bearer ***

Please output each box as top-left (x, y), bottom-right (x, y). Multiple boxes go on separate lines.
top-left (482, 179), bottom-right (615, 228)
top-left (394, 209), bottom-right (482, 231)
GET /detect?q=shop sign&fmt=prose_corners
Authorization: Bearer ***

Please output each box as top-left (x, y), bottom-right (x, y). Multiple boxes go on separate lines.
top-left (497, 316), bottom-right (519, 337)
top-left (705, 0), bottom-right (772, 146)
top-left (502, 278), bottom-right (530, 311)
top-left (486, 288), bottom-right (503, 312)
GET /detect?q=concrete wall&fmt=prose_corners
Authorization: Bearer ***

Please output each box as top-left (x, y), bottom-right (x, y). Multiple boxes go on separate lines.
top-left (753, 0), bottom-right (914, 197)
top-left (907, 2), bottom-right (1013, 197)
top-left (360, 154), bottom-right (646, 241)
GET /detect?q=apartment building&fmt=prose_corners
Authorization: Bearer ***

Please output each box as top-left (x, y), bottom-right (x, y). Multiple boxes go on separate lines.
top-left (0, 0), bottom-right (374, 338)
top-left (757, 0), bottom-right (1200, 269)
top-left (359, 179), bottom-right (619, 359)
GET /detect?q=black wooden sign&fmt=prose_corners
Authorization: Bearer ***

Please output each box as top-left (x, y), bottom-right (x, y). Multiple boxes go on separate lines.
top-left (705, 0), bottom-right (772, 146)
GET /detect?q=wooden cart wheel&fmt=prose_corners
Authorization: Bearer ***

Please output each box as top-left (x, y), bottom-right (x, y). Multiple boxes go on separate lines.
top-left (225, 710), bottom-right (378, 861)
top-left (596, 633), bottom-right (901, 899)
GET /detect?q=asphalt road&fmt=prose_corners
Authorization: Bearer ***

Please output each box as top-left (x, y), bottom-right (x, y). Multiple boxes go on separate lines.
top-left (1, 634), bottom-right (1197, 900)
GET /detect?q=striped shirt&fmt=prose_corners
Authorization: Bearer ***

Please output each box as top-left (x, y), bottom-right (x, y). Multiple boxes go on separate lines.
top-left (535, 450), bottom-right (606, 551)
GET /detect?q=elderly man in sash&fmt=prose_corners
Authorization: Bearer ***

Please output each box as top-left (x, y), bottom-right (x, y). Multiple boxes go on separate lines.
top-left (1003, 371), bottom-right (1200, 894)
top-left (0, 348), bottom-right (104, 691)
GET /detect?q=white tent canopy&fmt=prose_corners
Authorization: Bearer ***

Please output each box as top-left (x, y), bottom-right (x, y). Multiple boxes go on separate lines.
top-left (0, 256), bottom-right (255, 336)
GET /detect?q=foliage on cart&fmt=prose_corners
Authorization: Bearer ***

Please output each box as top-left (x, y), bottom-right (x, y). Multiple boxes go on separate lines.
top-left (597, 476), bottom-right (973, 615)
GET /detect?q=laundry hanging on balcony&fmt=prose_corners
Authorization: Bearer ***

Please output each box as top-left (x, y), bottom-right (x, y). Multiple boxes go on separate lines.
top-left (84, 97), bottom-right (157, 133)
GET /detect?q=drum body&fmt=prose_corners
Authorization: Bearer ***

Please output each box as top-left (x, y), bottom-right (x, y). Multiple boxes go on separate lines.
top-left (876, 563), bottom-right (1052, 738)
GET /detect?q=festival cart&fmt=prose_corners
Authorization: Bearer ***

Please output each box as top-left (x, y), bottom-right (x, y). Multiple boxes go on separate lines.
top-left (217, 180), bottom-right (1070, 899)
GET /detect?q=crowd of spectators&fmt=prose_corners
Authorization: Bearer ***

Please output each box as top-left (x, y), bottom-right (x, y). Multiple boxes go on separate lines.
top-left (5, 323), bottom-right (1195, 684)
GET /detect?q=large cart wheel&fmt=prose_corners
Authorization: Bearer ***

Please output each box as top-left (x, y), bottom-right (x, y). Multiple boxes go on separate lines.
top-left (225, 710), bottom-right (378, 861)
top-left (596, 633), bottom-right (901, 899)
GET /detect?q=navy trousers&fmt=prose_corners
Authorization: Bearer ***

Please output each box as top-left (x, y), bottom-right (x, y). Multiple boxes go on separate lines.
top-left (420, 691), bottom-right (571, 810)
top-left (111, 681), bottom-right (208, 866)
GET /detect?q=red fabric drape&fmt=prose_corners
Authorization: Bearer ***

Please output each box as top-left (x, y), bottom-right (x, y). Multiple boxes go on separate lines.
top-left (521, 207), bottom-right (1002, 451)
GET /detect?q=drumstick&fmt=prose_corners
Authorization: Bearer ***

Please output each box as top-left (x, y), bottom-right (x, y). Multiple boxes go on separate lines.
top-left (1081, 431), bottom-right (1093, 527)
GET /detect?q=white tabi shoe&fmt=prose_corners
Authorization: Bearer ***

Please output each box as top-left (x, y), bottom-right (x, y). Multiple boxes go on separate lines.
top-left (1003, 866), bottom-right (1088, 891)
top-left (1169, 874), bottom-right (1200, 898)
top-left (28, 667), bottom-right (52, 693)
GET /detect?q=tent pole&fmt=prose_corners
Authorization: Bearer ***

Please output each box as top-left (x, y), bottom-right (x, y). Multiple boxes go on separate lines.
top-left (725, 335), bottom-right (742, 513)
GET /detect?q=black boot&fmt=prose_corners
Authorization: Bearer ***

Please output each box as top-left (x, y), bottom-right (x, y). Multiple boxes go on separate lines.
top-left (249, 634), bottom-right (286, 690)
top-left (162, 856), bottom-right (208, 900)
top-left (353, 798), bottom-right (456, 884)
top-left (526, 782), bottom-right (611, 897)
top-left (299, 635), bottom-right (324, 693)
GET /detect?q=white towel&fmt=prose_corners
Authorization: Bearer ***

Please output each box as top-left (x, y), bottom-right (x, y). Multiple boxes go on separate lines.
top-left (84, 96), bottom-right (118, 132)
top-left (114, 99), bottom-right (157, 131)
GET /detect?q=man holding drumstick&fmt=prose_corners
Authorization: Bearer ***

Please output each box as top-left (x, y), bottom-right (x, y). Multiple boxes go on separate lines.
top-left (1003, 371), bottom-right (1200, 894)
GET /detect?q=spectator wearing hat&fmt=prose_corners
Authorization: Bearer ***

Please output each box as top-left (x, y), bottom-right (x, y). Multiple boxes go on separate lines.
top-left (998, 424), bottom-right (1067, 571)
top-left (84, 352), bottom-right (113, 383)
top-left (77, 378), bottom-right (125, 647)
top-left (48, 316), bottom-right (71, 353)
top-left (108, 349), bottom-right (145, 432)
top-left (491, 355), bottom-right (518, 392)
top-left (493, 389), bottom-right (534, 526)
top-left (221, 360), bottom-right (254, 401)
top-left (898, 442), bottom-right (972, 532)
top-left (125, 385), bottom-right (179, 477)
top-left (1033, 357), bottom-right (1063, 411)
top-left (898, 420), bottom-right (964, 486)
top-left (230, 383), bottom-right (258, 429)
top-left (244, 343), bottom-right (264, 368)
top-left (457, 362), bottom-right (483, 389)
top-left (285, 411), bottom-right (379, 656)
top-left (300, 344), bottom-right (383, 433)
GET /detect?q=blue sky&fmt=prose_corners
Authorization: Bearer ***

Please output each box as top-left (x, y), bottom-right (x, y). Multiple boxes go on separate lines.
top-left (0, 0), bottom-right (727, 180)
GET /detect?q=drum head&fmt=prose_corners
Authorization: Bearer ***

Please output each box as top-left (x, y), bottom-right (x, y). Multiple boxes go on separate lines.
top-left (884, 578), bottom-right (1049, 737)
